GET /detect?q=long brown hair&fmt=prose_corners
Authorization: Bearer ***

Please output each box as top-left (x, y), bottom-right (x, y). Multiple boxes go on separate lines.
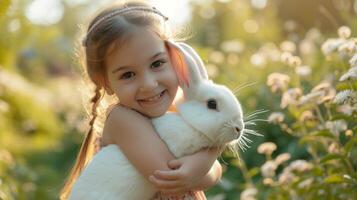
top-left (60, 1), bottom-right (189, 199)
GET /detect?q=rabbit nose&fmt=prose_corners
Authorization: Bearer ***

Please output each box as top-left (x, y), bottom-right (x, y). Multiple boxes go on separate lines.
top-left (235, 127), bottom-right (241, 138)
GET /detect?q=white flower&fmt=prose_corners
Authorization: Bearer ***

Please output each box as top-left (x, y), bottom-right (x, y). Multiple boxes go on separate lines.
top-left (339, 67), bottom-right (357, 81)
top-left (338, 26), bottom-right (351, 39)
top-left (345, 130), bottom-right (353, 137)
top-left (260, 42), bottom-right (281, 61)
top-left (321, 38), bottom-right (344, 55)
top-left (220, 40), bottom-right (244, 53)
top-left (263, 178), bottom-right (274, 186)
top-left (258, 142), bottom-right (277, 155)
top-left (280, 52), bottom-right (302, 67)
top-left (250, 53), bottom-right (266, 68)
top-left (226, 53), bottom-right (240, 65)
top-left (338, 39), bottom-right (357, 55)
top-left (267, 112), bottom-right (284, 124)
top-left (206, 63), bottom-right (219, 78)
top-left (299, 39), bottom-right (316, 55)
top-left (209, 51), bottom-right (225, 64)
top-left (337, 104), bottom-right (357, 116)
top-left (299, 110), bottom-right (316, 122)
top-left (295, 65), bottom-right (311, 77)
top-left (288, 160), bottom-right (313, 172)
top-left (280, 52), bottom-right (293, 64)
top-left (311, 82), bottom-right (336, 104)
top-left (261, 161), bottom-right (278, 178)
top-left (287, 56), bottom-right (302, 67)
top-left (278, 168), bottom-right (296, 184)
top-left (325, 120), bottom-right (348, 136)
top-left (299, 82), bottom-right (335, 105)
top-left (274, 153), bottom-right (291, 165)
top-left (333, 89), bottom-right (356, 104)
top-left (299, 91), bottom-right (323, 105)
top-left (267, 73), bottom-right (290, 93)
top-left (298, 178), bottom-right (314, 189)
top-left (280, 88), bottom-right (303, 108)
top-left (349, 54), bottom-right (357, 67)
top-left (306, 28), bottom-right (321, 41)
top-left (280, 41), bottom-right (296, 52)
top-left (240, 187), bottom-right (258, 200)
top-left (328, 142), bottom-right (340, 154)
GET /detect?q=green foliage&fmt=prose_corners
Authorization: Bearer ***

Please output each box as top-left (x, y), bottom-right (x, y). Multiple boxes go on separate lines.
top-left (1, 0), bottom-right (357, 199)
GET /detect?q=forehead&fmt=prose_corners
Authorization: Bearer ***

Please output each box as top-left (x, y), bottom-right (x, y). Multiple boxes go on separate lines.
top-left (106, 27), bottom-right (166, 67)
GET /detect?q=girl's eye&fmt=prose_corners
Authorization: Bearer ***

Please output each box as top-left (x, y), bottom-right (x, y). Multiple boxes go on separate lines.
top-left (120, 71), bottom-right (135, 80)
top-left (151, 59), bottom-right (167, 69)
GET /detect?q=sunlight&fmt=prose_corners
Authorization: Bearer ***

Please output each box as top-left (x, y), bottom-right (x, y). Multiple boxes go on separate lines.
top-left (149, 0), bottom-right (191, 26)
top-left (25, 0), bottom-right (64, 26)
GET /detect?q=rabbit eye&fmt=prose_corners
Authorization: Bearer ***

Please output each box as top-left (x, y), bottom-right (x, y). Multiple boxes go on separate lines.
top-left (207, 99), bottom-right (217, 110)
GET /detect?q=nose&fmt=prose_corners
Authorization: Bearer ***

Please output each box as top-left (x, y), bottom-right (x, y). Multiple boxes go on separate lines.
top-left (235, 127), bottom-right (241, 138)
top-left (235, 127), bottom-right (241, 133)
top-left (139, 73), bottom-right (158, 92)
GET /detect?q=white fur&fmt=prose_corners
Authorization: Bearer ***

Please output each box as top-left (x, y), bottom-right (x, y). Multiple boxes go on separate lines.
top-left (68, 42), bottom-right (244, 200)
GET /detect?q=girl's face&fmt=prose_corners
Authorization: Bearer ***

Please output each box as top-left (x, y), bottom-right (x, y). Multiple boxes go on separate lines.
top-left (105, 27), bottom-right (179, 118)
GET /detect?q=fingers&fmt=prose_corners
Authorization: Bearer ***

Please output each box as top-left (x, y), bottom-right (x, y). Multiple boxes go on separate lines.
top-left (153, 170), bottom-right (182, 181)
top-left (168, 159), bottom-right (181, 169)
top-left (149, 175), bottom-right (184, 189)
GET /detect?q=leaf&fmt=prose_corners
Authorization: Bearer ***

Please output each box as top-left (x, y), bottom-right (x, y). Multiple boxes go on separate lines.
top-left (247, 167), bottom-right (260, 177)
top-left (299, 135), bottom-right (316, 145)
top-left (344, 137), bottom-right (357, 155)
top-left (320, 154), bottom-right (345, 164)
top-left (299, 130), bottom-right (336, 145)
top-left (324, 174), bottom-right (345, 184)
top-left (311, 130), bottom-right (335, 139)
top-left (331, 114), bottom-right (356, 122)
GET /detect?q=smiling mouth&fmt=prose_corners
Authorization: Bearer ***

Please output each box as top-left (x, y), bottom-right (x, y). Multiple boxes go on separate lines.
top-left (138, 90), bottom-right (166, 103)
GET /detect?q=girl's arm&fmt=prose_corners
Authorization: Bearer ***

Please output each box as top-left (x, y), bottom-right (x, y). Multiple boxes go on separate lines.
top-left (103, 106), bottom-right (175, 177)
top-left (149, 147), bottom-right (223, 194)
top-left (104, 106), bottom-right (220, 194)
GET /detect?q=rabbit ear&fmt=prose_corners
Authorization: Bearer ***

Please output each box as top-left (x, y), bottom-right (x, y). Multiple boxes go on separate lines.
top-left (176, 42), bottom-right (209, 80)
top-left (167, 41), bottom-right (203, 92)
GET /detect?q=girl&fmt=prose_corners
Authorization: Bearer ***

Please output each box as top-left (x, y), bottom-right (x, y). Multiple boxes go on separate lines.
top-left (61, 1), bottom-right (222, 199)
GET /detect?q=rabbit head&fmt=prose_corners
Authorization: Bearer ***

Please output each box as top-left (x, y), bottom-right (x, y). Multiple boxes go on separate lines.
top-left (168, 41), bottom-right (245, 147)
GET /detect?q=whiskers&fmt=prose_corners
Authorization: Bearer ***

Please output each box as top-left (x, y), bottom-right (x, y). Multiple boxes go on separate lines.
top-left (233, 81), bottom-right (258, 95)
top-left (204, 109), bottom-right (268, 159)
top-left (227, 109), bottom-right (269, 155)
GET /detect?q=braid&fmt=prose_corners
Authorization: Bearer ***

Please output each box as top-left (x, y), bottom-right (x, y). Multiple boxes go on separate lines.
top-left (60, 86), bottom-right (103, 200)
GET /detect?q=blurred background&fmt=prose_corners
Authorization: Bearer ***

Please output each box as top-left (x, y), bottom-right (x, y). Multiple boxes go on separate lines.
top-left (1, 0), bottom-right (356, 199)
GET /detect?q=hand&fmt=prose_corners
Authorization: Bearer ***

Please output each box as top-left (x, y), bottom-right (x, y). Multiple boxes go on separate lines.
top-left (149, 148), bottom-right (219, 195)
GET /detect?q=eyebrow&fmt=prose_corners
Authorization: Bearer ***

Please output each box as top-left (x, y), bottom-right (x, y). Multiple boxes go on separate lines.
top-left (111, 51), bottom-right (166, 74)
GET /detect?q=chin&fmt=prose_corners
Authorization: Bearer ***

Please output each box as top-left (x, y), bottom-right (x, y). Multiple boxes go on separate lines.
top-left (146, 109), bottom-right (167, 118)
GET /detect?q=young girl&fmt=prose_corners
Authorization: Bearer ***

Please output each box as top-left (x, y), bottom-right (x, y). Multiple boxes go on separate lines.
top-left (61, 1), bottom-right (222, 199)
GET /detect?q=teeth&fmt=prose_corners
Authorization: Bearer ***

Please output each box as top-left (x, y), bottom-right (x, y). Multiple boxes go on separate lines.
top-left (141, 91), bottom-right (164, 102)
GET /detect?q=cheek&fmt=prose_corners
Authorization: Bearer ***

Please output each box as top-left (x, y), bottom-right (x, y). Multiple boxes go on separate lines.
top-left (165, 65), bottom-right (179, 86)
top-left (112, 83), bottom-right (137, 100)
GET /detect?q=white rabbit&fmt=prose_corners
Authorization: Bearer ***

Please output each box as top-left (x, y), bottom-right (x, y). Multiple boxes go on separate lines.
top-left (68, 41), bottom-right (246, 200)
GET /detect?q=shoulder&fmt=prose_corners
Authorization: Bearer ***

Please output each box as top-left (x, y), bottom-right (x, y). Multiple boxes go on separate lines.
top-left (103, 105), bottom-right (152, 142)
top-left (108, 105), bottom-right (147, 121)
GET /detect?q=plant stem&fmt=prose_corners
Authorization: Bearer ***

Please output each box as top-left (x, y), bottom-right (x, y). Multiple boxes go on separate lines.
top-left (315, 105), bottom-right (325, 124)
top-left (239, 159), bottom-right (253, 185)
